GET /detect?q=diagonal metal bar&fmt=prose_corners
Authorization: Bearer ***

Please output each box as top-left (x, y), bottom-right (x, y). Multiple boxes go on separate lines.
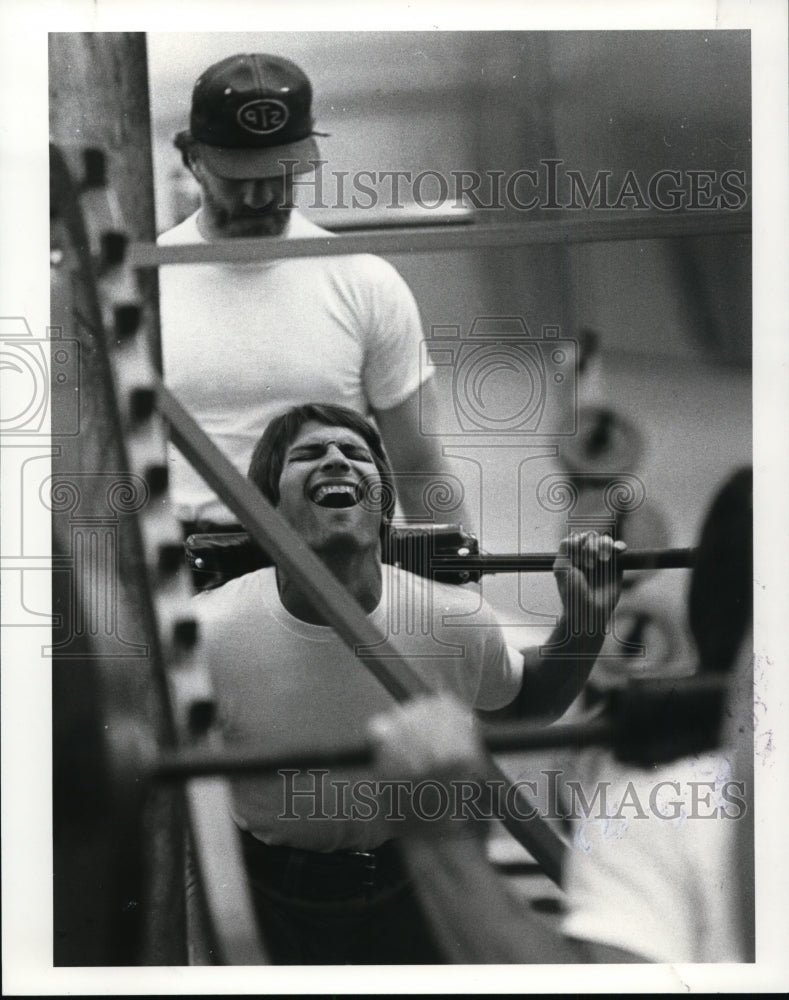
top-left (131, 211), bottom-right (752, 268)
top-left (155, 376), bottom-right (568, 883)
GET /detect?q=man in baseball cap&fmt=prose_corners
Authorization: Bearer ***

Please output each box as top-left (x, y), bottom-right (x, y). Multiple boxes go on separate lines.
top-left (159, 52), bottom-right (463, 564)
top-left (172, 52), bottom-right (324, 238)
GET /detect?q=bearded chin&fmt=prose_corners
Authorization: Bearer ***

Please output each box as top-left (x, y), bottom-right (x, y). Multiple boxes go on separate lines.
top-left (224, 207), bottom-right (292, 236)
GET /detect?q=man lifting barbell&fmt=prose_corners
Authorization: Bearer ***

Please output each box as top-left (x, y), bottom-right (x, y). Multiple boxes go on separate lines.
top-left (192, 401), bottom-right (625, 965)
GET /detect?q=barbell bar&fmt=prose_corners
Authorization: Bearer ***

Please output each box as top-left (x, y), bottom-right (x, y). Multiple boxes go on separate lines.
top-left (150, 674), bottom-right (726, 781)
top-left (431, 546), bottom-right (696, 574)
top-left (185, 529), bottom-right (696, 581)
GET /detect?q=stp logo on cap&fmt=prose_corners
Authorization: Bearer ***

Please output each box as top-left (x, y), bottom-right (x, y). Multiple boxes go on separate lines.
top-left (237, 99), bottom-right (290, 134)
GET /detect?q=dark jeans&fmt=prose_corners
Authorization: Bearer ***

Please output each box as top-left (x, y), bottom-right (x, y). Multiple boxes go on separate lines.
top-left (241, 832), bottom-right (444, 965)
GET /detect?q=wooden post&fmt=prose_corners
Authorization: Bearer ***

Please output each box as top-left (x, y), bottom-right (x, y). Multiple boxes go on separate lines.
top-left (49, 32), bottom-right (185, 966)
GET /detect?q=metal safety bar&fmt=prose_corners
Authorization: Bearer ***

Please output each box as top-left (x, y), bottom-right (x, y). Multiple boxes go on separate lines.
top-left (130, 211), bottom-right (752, 268)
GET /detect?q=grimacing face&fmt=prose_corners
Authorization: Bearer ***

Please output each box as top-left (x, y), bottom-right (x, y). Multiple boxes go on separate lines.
top-left (275, 421), bottom-right (384, 553)
top-left (192, 151), bottom-right (294, 238)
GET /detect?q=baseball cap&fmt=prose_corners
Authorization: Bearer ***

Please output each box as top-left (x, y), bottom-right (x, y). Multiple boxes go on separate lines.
top-left (189, 53), bottom-right (323, 179)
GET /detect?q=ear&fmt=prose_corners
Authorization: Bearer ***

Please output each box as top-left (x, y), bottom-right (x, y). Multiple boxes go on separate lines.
top-left (186, 146), bottom-right (206, 182)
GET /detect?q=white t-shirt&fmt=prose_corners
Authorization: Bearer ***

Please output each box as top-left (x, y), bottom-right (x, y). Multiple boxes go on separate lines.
top-left (561, 751), bottom-right (748, 962)
top-left (195, 564), bottom-right (521, 852)
top-left (158, 210), bottom-right (428, 523)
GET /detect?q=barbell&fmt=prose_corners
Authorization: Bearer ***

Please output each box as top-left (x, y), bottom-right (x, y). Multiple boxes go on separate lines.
top-left (150, 673), bottom-right (726, 782)
top-left (185, 524), bottom-right (694, 588)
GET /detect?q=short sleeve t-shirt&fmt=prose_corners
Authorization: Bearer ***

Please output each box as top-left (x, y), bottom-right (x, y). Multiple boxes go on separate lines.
top-left (158, 210), bottom-right (429, 522)
top-left (195, 565), bottom-right (520, 851)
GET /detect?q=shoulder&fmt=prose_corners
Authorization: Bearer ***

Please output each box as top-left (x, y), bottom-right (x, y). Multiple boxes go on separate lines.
top-left (193, 567), bottom-right (276, 621)
top-left (326, 255), bottom-right (419, 323)
top-left (289, 212), bottom-right (413, 292)
top-left (385, 567), bottom-right (502, 625)
top-left (287, 209), bottom-right (334, 239)
top-left (338, 252), bottom-right (410, 287)
top-left (433, 578), bottom-right (502, 625)
top-left (158, 212), bottom-right (202, 246)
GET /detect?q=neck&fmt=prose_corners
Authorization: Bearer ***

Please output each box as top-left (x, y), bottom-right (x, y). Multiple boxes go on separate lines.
top-left (276, 542), bottom-right (383, 625)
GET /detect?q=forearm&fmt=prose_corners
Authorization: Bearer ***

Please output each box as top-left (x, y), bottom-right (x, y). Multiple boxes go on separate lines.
top-left (520, 615), bottom-right (606, 718)
top-left (499, 535), bottom-right (622, 721)
top-left (484, 619), bottom-right (605, 723)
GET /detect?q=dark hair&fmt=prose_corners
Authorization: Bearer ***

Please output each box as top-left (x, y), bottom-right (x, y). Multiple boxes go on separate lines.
top-left (688, 467), bottom-right (753, 674)
top-left (247, 403), bottom-right (397, 528)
